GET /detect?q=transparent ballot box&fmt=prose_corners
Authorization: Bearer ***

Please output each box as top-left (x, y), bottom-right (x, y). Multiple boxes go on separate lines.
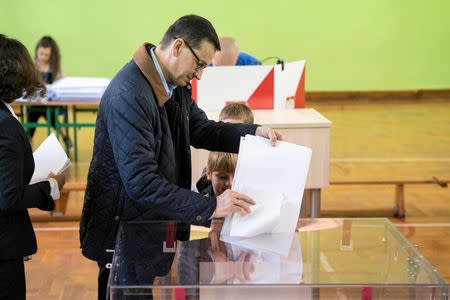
top-left (109, 218), bottom-right (448, 299)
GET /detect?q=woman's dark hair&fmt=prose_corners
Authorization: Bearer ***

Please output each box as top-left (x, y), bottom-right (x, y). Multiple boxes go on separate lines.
top-left (35, 36), bottom-right (62, 77)
top-left (0, 34), bottom-right (46, 103)
top-left (160, 15), bottom-right (221, 51)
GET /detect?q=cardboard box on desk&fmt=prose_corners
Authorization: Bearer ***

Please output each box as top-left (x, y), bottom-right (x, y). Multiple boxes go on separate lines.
top-left (191, 60), bottom-right (305, 111)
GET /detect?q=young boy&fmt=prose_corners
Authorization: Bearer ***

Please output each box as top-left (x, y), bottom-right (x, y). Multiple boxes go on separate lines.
top-left (219, 102), bottom-right (254, 124)
top-left (193, 103), bottom-right (254, 196)
top-left (194, 152), bottom-right (238, 196)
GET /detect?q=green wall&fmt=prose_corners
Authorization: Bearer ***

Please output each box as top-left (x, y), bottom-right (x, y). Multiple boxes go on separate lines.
top-left (2, 0), bottom-right (450, 91)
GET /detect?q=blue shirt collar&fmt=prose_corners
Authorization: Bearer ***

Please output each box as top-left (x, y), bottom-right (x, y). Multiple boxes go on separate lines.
top-left (150, 47), bottom-right (177, 98)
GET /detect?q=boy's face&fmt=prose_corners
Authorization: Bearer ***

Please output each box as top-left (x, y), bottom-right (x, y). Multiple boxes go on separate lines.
top-left (207, 171), bottom-right (234, 196)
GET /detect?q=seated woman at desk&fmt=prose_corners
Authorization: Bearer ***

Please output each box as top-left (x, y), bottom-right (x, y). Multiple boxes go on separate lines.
top-left (28, 36), bottom-right (72, 149)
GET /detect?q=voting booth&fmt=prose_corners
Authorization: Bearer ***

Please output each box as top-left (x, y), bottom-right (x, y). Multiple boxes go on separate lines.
top-left (188, 60), bottom-right (329, 218)
top-left (191, 60), bottom-right (306, 111)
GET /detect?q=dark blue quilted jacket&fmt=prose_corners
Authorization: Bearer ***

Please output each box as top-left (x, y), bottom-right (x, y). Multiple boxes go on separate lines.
top-left (80, 44), bottom-right (258, 263)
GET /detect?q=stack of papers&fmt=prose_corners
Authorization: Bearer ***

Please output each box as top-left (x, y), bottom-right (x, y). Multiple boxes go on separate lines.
top-left (15, 97), bottom-right (46, 103)
top-left (30, 133), bottom-right (71, 184)
top-left (46, 77), bottom-right (110, 101)
top-left (221, 135), bottom-right (312, 238)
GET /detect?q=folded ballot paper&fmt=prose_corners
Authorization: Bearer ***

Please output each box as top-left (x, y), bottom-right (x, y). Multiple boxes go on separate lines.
top-left (29, 133), bottom-right (71, 184)
top-left (221, 135), bottom-right (312, 239)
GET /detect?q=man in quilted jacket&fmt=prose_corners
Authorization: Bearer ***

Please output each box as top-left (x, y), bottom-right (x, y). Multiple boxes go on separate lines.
top-left (79, 15), bottom-right (281, 299)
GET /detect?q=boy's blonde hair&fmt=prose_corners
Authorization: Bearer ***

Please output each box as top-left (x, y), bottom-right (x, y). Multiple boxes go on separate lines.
top-left (206, 152), bottom-right (238, 174)
top-left (219, 103), bottom-right (254, 124)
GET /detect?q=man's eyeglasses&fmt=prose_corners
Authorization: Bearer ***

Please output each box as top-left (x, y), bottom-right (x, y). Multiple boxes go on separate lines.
top-left (176, 37), bottom-right (208, 71)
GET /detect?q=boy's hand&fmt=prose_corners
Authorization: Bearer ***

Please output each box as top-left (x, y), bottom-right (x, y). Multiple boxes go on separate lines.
top-left (214, 189), bottom-right (255, 218)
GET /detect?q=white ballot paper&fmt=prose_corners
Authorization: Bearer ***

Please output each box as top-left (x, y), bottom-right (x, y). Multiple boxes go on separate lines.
top-left (30, 133), bottom-right (71, 184)
top-left (221, 135), bottom-right (311, 238)
top-left (221, 231), bottom-right (297, 257)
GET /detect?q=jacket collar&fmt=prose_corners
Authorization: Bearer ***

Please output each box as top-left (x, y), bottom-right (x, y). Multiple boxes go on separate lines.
top-left (133, 43), bottom-right (170, 107)
top-left (0, 100), bottom-right (10, 114)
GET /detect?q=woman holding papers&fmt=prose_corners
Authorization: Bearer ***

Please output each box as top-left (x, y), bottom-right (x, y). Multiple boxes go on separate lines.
top-left (0, 35), bottom-right (66, 300)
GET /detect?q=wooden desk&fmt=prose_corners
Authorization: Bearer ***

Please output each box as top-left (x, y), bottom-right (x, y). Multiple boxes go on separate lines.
top-left (191, 108), bottom-right (332, 217)
top-left (13, 101), bottom-right (99, 161)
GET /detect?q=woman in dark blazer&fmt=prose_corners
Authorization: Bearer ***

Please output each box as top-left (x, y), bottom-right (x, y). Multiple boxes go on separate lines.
top-left (0, 34), bottom-right (66, 300)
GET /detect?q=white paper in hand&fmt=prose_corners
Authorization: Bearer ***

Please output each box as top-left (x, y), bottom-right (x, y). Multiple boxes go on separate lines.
top-left (228, 185), bottom-right (283, 237)
top-left (30, 133), bottom-right (71, 184)
top-left (222, 135), bottom-right (311, 238)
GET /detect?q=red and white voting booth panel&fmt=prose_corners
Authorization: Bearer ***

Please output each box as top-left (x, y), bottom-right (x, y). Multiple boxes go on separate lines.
top-left (191, 60), bottom-right (305, 111)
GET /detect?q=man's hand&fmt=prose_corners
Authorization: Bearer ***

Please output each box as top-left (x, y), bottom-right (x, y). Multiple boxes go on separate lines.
top-left (214, 189), bottom-right (255, 218)
top-left (255, 126), bottom-right (283, 146)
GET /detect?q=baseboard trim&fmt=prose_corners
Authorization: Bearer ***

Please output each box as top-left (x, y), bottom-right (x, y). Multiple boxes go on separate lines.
top-left (306, 89), bottom-right (450, 101)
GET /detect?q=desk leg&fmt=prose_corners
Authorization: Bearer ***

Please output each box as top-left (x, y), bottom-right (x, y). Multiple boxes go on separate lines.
top-left (55, 106), bottom-right (60, 141)
top-left (310, 189), bottom-right (321, 218)
top-left (395, 184), bottom-right (405, 218)
top-left (23, 105), bottom-right (31, 138)
top-left (19, 105), bottom-right (24, 124)
top-left (63, 106), bottom-right (69, 151)
top-left (46, 107), bottom-right (52, 136)
top-left (73, 106), bottom-right (78, 161)
top-left (309, 230), bottom-right (321, 299)
top-left (300, 191), bottom-right (309, 218)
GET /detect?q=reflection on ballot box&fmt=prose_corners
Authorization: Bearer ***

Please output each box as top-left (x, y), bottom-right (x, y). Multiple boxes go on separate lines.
top-left (191, 60), bottom-right (306, 110)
